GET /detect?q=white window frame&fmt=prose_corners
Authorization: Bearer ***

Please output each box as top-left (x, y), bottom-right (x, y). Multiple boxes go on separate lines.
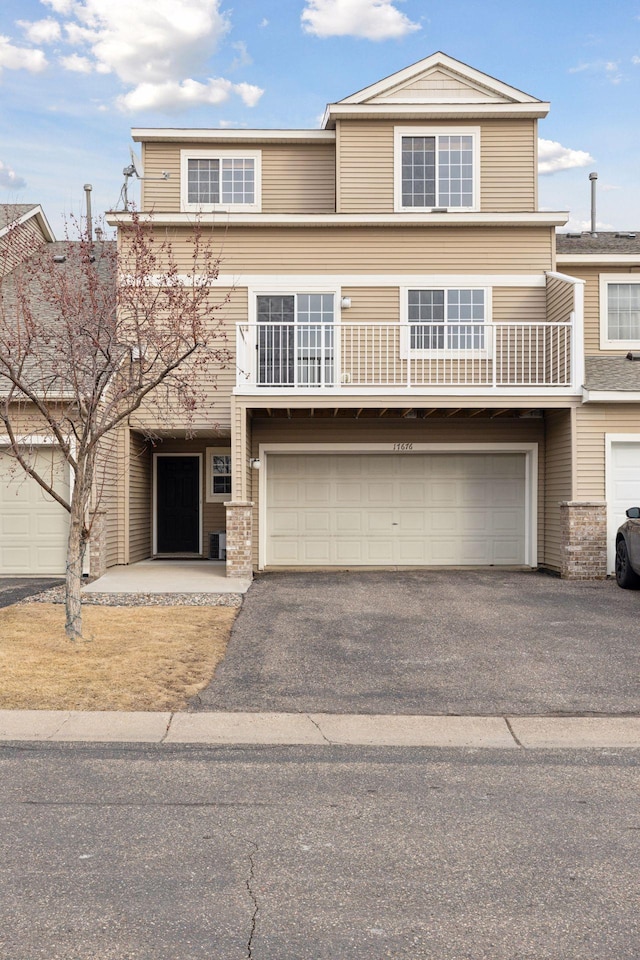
top-left (400, 284), bottom-right (492, 358)
top-left (205, 446), bottom-right (232, 503)
top-left (180, 149), bottom-right (262, 213)
top-left (599, 274), bottom-right (640, 350)
top-left (248, 287), bottom-right (341, 387)
top-left (394, 126), bottom-right (481, 213)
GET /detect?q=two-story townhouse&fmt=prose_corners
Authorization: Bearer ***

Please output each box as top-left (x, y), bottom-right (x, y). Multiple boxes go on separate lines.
top-left (93, 51), bottom-right (633, 583)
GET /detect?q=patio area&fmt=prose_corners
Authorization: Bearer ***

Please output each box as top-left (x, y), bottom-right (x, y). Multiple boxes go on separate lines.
top-left (83, 560), bottom-right (252, 595)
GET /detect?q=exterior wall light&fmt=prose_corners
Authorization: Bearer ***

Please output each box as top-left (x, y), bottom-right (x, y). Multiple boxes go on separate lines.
top-left (340, 297), bottom-right (352, 309)
top-left (250, 458), bottom-right (261, 469)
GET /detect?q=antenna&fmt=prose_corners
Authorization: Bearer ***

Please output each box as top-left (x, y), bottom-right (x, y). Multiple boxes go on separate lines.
top-left (120, 146), bottom-right (170, 209)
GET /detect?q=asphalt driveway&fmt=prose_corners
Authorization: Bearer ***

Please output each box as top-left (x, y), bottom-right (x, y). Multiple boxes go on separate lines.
top-left (0, 577), bottom-right (63, 608)
top-left (193, 570), bottom-right (640, 716)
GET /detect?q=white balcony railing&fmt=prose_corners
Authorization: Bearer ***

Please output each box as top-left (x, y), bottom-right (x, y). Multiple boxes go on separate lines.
top-left (235, 321), bottom-right (574, 391)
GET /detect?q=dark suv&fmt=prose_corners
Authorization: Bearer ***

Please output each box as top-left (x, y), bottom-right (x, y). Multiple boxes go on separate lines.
top-left (615, 507), bottom-right (640, 588)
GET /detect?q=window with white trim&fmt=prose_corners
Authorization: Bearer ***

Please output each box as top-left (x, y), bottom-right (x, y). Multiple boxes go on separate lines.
top-left (600, 275), bottom-right (640, 349)
top-left (181, 150), bottom-right (261, 212)
top-left (395, 127), bottom-right (479, 211)
top-left (406, 287), bottom-right (487, 352)
top-left (205, 447), bottom-right (231, 502)
top-left (255, 292), bottom-right (335, 387)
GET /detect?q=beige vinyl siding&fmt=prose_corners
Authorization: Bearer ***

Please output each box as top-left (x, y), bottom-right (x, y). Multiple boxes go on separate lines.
top-left (380, 69), bottom-right (504, 102)
top-left (546, 273), bottom-right (576, 324)
top-left (0, 217), bottom-right (48, 272)
top-left (248, 414), bottom-right (545, 568)
top-left (543, 409), bottom-right (573, 571)
top-left (141, 142), bottom-right (335, 214)
top-left (164, 225), bottom-right (553, 274)
top-left (128, 430), bottom-right (152, 563)
top-left (336, 119), bottom-right (537, 213)
top-left (558, 263), bottom-right (640, 355)
top-left (575, 403), bottom-right (640, 501)
top-left (97, 427), bottom-right (125, 568)
top-left (129, 286), bottom-right (244, 436)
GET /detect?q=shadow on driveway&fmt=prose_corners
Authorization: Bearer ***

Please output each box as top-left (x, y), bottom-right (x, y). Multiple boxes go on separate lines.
top-left (0, 578), bottom-right (63, 609)
top-left (192, 569), bottom-right (640, 716)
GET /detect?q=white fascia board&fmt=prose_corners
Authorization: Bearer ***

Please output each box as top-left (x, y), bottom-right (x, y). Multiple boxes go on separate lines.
top-left (336, 52), bottom-right (542, 105)
top-left (106, 211), bottom-right (568, 228)
top-left (235, 387), bottom-right (581, 400)
top-left (583, 389), bottom-right (640, 403)
top-left (0, 204), bottom-right (56, 242)
top-left (557, 254), bottom-right (640, 265)
top-left (323, 102), bottom-right (550, 127)
top-left (545, 270), bottom-right (585, 285)
top-left (132, 128), bottom-right (335, 143)
top-left (217, 273), bottom-right (546, 288)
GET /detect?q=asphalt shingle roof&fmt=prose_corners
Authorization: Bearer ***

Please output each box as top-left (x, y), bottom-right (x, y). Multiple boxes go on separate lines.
top-left (0, 204), bottom-right (39, 232)
top-left (556, 231), bottom-right (640, 255)
top-left (584, 355), bottom-right (640, 391)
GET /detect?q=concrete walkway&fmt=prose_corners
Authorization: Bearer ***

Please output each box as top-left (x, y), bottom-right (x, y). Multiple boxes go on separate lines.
top-left (83, 560), bottom-right (251, 594)
top-left (1, 710), bottom-right (639, 748)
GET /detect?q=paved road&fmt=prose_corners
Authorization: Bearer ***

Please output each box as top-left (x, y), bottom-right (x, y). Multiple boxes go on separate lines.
top-left (0, 577), bottom-right (62, 608)
top-left (0, 742), bottom-right (638, 960)
top-left (193, 570), bottom-right (640, 716)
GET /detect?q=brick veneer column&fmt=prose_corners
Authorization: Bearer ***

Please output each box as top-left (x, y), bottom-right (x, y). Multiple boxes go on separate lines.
top-left (224, 501), bottom-right (254, 579)
top-left (88, 509), bottom-right (107, 581)
top-left (559, 501), bottom-right (607, 580)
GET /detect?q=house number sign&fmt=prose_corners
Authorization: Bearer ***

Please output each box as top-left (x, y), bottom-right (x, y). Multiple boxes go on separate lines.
top-left (392, 442), bottom-right (414, 451)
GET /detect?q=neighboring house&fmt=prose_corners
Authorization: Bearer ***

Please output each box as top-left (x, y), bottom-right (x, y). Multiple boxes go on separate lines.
top-left (8, 50), bottom-right (634, 581)
top-left (0, 205), bottom-right (116, 577)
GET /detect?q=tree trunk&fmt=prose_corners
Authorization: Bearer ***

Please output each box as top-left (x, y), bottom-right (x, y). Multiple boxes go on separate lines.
top-left (64, 467), bottom-right (92, 642)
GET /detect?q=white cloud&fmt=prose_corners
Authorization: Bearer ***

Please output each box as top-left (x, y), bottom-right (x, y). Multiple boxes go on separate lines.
top-left (562, 218), bottom-right (615, 233)
top-left (41, 0), bottom-right (76, 13)
top-left (117, 77), bottom-right (263, 113)
top-left (0, 35), bottom-right (47, 72)
top-left (17, 18), bottom-right (62, 44)
top-left (568, 59), bottom-right (622, 83)
top-left (538, 138), bottom-right (594, 175)
top-left (632, 55), bottom-right (640, 65)
top-left (0, 160), bottom-right (27, 191)
top-left (301, 0), bottom-right (421, 40)
top-left (259, 18), bottom-right (269, 27)
top-left (231, 40), bottom-right (252, 69)
top-left (60, 52), bottom-right (93, 72)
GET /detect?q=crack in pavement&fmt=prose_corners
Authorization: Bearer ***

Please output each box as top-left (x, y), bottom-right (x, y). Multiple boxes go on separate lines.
top-left (159, 712), bottom-right (174, 744)
top-left (505, 717), bottom-right (525, 749)
top-left (306, 714), bottom-right (333, 745)
top-left (245, 841), bottom-right (259, 959)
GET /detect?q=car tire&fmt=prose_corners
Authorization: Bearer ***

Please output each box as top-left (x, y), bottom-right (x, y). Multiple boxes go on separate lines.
top-left (615, 538), bottom-right (640, 589)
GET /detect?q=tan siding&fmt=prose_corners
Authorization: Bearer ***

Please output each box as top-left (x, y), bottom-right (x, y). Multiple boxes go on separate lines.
top-left (558, 263), bottom-right (640, 355)
top-left (96, 427), bottom-right (124, 568)
top-left (381, 69), bottom-right (503, 102)
top-left (128, 431), bottom-right (152, 563)
top-left (546, 273), bottom-right (575, 324)
top-left (0, 217), bottom-right (48, 272)
top-left (337, 119), bottom-right (536, 213)
top-left (543, 409), bottom-right (573, 571)
top-left (493, 286), bottom-right (546, 322)
top-left (249, 415), bottom-right (545, 568)
top-left (141, 142), bottom-right (335, 214)
top-left (168, 225), bottom-right (553, 274)
top-left (575, 404), bottom-right (640, 501)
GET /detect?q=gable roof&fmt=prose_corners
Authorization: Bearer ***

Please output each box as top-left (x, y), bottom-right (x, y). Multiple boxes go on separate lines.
top-left (0, 204), bottom-right (56, 242)
top-left (322, 52), bottom-right (549, 127)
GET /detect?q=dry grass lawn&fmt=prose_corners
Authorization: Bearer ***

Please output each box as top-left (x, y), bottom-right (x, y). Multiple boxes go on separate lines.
top-left (0, 603), bottom-right (237, 711)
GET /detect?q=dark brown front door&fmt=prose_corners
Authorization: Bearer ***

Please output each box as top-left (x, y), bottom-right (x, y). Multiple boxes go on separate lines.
top-left (156, 456), bottom-right (200, 553)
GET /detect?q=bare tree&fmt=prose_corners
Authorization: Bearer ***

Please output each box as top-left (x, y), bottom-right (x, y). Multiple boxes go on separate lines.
top-left (0, 211), bottom-right (229, 640)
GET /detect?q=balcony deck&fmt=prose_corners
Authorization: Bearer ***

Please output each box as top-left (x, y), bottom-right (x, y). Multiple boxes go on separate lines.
top-left (235, 320), bottom-right (578, 396)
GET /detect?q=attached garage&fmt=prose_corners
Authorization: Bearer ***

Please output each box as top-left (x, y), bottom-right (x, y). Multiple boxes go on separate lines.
top-left (606, 436), bottom-right (640, 574)
top-left (263, 445), bottom-right (536, 568)
top-left (0, 447), bottom-right (70, 575)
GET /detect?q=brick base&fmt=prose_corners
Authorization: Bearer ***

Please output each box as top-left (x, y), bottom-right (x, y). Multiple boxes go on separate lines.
top-left (88, 509), bottom-right (107, 581)
top-left (224, 501), bottom-right (254, 579)
top-left (559, 501), bottom-right (607, 580)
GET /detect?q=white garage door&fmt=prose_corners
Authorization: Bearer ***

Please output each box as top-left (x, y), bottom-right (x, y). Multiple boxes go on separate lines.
top-left (266, 453), bottom-right (527, 566)
top-left (608, 441), bottom-right (640, 574)
top-left (0, 448), bottom-right (70, 575)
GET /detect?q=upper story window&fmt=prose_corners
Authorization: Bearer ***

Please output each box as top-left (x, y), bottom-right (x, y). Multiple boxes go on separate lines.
top-left (403, 286), bottom-right (489, 354)
top-left (600, 275), bottom-right (640, 350)
top-left (180, 150), bottom-right (261, 212)
top-left (394, 127), bottom-right (480, 212)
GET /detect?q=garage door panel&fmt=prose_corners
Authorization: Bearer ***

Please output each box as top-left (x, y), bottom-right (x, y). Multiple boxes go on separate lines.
top-left (266, 452), bottom-right (527, 567)
top-left (0, 449), bottom-right (69, 575)
top-left (607, 441), bottom-right (640, 573)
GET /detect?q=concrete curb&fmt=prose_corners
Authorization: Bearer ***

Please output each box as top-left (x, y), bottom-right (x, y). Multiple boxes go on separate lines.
top-left (1, 710), bottom-right (640, 748)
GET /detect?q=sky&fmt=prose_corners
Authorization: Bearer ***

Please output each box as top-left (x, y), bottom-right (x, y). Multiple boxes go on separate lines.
top-left (1, 0), bottom-right (640, 238)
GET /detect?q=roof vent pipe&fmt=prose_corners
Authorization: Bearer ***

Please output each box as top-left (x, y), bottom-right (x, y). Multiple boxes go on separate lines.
top-left (589, 171), bottom-right (598, 238)
top-left (84, 183), bottom-right (93, 242)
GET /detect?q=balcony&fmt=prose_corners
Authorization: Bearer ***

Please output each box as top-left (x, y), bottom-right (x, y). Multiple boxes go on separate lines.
top-left (235, 319), bottom-right (578, 395)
